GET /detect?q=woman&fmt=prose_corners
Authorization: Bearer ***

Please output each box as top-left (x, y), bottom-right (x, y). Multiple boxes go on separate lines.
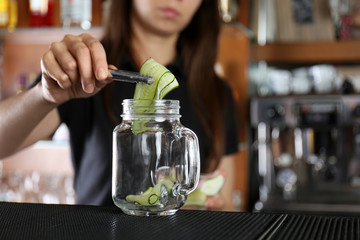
top-left (0, 0), bottom-right (238, 207)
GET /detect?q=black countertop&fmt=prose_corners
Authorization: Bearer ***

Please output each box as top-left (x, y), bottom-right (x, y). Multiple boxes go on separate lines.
top-left (0, 201), bottom-right (359, 240)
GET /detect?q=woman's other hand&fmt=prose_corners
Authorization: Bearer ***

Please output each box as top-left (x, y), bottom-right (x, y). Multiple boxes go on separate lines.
top-left (40, 33), bottom-right (112, 104)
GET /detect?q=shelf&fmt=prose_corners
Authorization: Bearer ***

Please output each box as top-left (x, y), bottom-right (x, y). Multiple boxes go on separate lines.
top-left (251, 40), bottom-right (360, 64)
top-left (16, 0), bottom-right (103, 28)
top-left (1, 26), bottom-right (104, 44)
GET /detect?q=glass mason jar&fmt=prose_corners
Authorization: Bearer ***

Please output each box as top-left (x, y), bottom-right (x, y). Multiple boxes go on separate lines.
top-left (112, 99), bottom-right (200, 216)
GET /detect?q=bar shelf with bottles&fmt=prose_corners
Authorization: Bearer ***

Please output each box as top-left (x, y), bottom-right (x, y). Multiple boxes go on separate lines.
top-left (0, 0), bottom-right (104, 30)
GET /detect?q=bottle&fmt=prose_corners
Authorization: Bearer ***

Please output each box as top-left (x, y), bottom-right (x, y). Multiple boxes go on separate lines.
top-left (0, 0), bottom-right (17, 31)
top-left (112, 99), bottom-right (200, 216)
top-left (29, 0), bottom-right (53, 27)
top-left (0, 0), bottom-right (9, 28)
top-left (60, 0), bottom-right (92, 30)
top-left (219, 0), bottom-right (238, 23)
top-left (7, 0), bottom-right (17, 31)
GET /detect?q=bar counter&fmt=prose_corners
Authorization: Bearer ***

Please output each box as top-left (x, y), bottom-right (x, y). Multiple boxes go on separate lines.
top-left (0, 201), bottom-right (359, 240)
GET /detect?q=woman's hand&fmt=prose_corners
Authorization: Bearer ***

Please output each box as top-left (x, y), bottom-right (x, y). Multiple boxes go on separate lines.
top-left (40, 33), bottom-right (112, 104)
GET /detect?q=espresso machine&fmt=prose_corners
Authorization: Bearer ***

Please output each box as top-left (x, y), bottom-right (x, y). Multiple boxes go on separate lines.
top-left (250, 94), bottom-right (360, 214)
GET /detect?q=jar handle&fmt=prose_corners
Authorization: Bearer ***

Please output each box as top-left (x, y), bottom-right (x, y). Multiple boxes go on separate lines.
top-left (179, 127), bottom-right (200, 195)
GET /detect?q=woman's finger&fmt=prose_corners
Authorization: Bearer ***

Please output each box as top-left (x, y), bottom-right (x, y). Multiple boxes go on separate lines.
top-left (81, 33), bottom-right (109, 81)
top-left (49, 41), bottom-right (79, 84)
top-left (41, 50), bottom-right (71, 90)
top-left (63, 34), bottom-right (95, 93)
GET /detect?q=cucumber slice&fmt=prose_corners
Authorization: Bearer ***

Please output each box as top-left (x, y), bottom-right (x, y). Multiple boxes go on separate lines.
top-left (154, 72), bottom-right (177, 99)
top-left (148, 194), bottom-right (159, 205)
top-left (134, 58), bottom-right (178, 100)
top-left (125, 186), bottom-right (160, 206)
top-left (132, 58), bottom-right (179, 135)
top-left (200, 174), bottom-right (226, 196)
top-left (125, 178), bottom-right (174, 206)
top-left (142, 186), bottom-right (153, 195)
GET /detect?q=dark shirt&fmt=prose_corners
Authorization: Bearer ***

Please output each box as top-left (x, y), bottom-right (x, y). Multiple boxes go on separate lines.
top-left (49, 57), bottom-right (239, 206)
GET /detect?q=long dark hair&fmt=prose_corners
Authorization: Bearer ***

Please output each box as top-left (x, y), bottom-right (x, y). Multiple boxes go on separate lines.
top-left (101, 0), bottom-right (226, 173)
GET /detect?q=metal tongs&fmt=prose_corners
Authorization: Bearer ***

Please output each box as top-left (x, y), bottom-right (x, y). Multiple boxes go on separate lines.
top-left (107, 69), bottom-right (154, 85)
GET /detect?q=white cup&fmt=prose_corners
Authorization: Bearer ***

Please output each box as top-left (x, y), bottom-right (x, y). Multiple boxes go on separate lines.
top-left (292, 67), bottom-right (312, 94)
top-left (309, 65), bottom-right (337, 94)
top-left (269, 69), bottom-right (292, 95)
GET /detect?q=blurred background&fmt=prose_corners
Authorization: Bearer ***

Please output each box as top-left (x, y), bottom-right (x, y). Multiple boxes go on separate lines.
top-left (2, 0), bottom-right (360, 215)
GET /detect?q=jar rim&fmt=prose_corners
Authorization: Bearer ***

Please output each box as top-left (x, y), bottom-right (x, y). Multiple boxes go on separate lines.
top-left (122, 99), bottom-right (180, 105)
top-left (121, 99), bottom-right (181, 119)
